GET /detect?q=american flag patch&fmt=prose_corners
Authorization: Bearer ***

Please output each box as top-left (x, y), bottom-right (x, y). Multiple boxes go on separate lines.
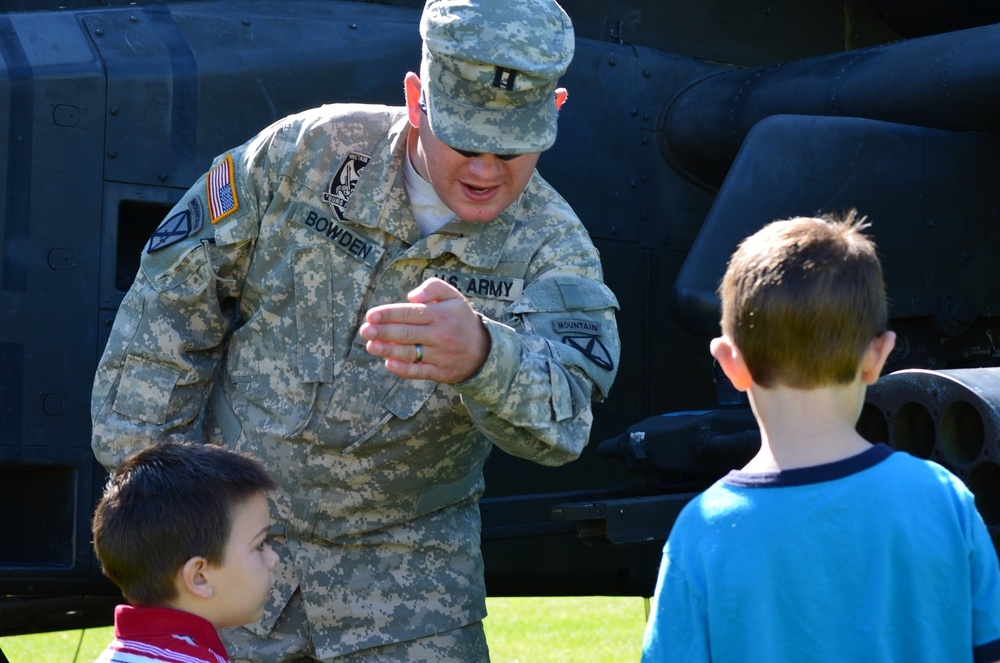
top-left (207, 154), bottom-right (239, 223)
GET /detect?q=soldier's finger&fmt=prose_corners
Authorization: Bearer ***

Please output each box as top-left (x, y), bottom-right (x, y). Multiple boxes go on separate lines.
top-left (363, 302), bottom-right (431, 326)
top-left (408, 277), bottom-right (464, 304)
top-left (383, 356), bottom-right (435, 381)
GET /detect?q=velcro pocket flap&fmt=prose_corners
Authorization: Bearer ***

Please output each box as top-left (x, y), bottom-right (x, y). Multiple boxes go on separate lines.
top-left (112, 355), bottom-right (183, 425)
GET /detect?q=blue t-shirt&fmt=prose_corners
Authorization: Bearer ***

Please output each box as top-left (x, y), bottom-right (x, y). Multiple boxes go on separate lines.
top-left (642, 444), bottom-right (1000, 662)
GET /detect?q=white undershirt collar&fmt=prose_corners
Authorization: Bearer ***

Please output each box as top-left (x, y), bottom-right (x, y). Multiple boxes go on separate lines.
top-left (403, 147), bottom-right (454, 237)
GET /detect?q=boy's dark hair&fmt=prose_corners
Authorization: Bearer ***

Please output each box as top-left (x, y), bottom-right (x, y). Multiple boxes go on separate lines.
top-left (91, 442), bottom-right (277, 607)
top-left (719, 210), bottom-right (888, 388)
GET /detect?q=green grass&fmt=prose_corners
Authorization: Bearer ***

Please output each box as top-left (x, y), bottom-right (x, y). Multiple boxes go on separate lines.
top-left (485, 596), bottom-right (648, 662)
top-left (0, 626), bottom-right (113, 662)
top-left (0, 596), bottom-right (648, 662)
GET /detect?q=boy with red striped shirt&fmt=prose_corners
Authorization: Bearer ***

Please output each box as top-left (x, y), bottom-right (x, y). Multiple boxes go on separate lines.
top-left (92, 442), bottom-right (278, 663)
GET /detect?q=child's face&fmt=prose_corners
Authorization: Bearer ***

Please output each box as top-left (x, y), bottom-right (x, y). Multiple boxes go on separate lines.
top-left (210, 492), bottom-right (278, 629)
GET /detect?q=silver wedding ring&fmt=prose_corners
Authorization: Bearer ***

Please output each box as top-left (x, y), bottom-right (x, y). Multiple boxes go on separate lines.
top-left (414, 343), bottom-right (423, 364)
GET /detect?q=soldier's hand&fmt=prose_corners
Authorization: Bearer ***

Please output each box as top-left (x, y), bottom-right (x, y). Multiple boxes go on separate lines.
top-left (360, 278), bottom-right (491, 383)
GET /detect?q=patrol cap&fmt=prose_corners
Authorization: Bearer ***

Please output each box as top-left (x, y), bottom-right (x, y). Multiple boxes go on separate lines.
top-left (419, 0), bottom-right (575, 155)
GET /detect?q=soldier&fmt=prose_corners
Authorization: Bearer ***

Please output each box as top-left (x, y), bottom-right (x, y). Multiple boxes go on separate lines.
top-left (91, 0), bottom-right (620, 661)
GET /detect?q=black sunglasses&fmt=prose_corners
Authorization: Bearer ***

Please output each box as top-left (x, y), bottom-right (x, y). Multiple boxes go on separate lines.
top-left (418, 99), bottom-right (522, 161)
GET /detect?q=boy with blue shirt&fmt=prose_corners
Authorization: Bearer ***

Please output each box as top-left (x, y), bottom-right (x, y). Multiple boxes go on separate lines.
top-left (642, 212), bottom-right (1000, 662)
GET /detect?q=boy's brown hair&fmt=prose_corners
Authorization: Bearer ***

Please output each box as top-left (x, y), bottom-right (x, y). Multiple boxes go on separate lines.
top-left (91, 442), bottom-right (276, 607)
top-left (718, 210), bottom-right (888, 388)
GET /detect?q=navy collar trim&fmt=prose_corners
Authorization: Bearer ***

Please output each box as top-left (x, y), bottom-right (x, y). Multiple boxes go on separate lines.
top-left (723, 443), bottom-right (894, 488)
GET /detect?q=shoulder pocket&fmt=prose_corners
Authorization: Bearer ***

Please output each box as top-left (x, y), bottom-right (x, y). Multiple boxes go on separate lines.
top-left (112, 355), bottom-right (183, 425)
top-left (508, 277), bottom-right (620, 399)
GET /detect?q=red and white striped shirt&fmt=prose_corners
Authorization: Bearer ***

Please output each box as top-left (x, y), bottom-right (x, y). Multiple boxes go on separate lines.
top-left (96, 605), bottom-right (230, 663)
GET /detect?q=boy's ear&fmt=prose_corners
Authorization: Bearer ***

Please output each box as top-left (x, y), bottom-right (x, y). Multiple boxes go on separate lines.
top-left (861, 331), bottom-right (897, 385)
top-left (710, 335), bottom-right (753, 392)
top-left (179, 556), bottom-right (214, 600)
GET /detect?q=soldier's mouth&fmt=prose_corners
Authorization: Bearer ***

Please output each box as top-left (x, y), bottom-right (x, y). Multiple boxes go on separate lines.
top-left (462, 183), bottom-right (499, 198)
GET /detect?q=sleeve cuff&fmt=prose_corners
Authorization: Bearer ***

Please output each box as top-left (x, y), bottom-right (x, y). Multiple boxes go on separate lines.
top-left (453, 315), bottom-right (519, 407)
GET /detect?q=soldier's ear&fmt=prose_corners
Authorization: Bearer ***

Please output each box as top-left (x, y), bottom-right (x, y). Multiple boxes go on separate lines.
top-left (555, 87), bottom-right (568, 112)
top-left (404, 72), bottom-right (423, 128)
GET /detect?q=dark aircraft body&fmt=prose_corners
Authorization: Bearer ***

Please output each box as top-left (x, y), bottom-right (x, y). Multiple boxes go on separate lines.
top-left (2, 0), bottom-right (1000, 637)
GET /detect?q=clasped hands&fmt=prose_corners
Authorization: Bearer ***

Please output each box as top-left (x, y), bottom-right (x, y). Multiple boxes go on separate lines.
top-left (359, 278), bottom-right (491, 384)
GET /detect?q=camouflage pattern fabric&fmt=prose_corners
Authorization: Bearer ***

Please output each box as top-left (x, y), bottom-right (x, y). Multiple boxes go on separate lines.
top-left (223, 589), bottom-right (488, 662)
top-left (420, 0), bottom-right (575, 155)
top-left (91, 103), bottom-right (620, 661)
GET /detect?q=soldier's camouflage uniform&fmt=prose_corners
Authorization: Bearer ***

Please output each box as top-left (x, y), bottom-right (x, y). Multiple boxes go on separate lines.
top-left (91, 103), bottom-right (620, 660)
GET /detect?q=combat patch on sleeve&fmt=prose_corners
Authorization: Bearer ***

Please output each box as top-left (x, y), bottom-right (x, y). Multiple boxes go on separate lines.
top-left (207, 154), bottom-right (239, 223)
top-left (146, 197), bottom-right (204, 253)
top-left (324, 151), bottom-right (371, 221)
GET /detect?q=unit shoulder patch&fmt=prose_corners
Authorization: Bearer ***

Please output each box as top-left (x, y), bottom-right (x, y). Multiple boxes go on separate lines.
top-left (146, 198), bottom-right (204, 253)
top-left (563, 335), bottom-right (615, 371)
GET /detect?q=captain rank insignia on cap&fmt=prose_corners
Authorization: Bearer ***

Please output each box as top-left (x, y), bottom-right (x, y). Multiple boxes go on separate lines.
top-left (492, 67), bottom-right (518, 90)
